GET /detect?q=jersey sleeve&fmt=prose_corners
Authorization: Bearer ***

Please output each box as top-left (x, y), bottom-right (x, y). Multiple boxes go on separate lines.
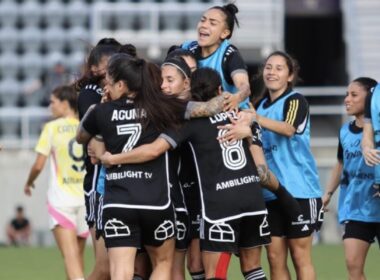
top-left (223, 45), bottom-right (248, 85)
top-left (35, 123), bottom-right (52, 156)
top-left (364, 91), bottom-right (372, 120)
top-left (251, 122), bottom-right (263, 147)
top-left (283, 94), bottom-right (309, 129)
top-left (82, 105), bottom-right (100, 136)
top-left (77, 86), bottom-right (102, 120)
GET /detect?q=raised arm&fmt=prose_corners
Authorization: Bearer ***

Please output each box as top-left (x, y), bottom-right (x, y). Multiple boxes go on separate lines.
top-left (223, 72), bottom-right (251, 111)
top-left (187, 94), bottom-right (225, 118)
top-left (362, 121), bottom-right (380, 166)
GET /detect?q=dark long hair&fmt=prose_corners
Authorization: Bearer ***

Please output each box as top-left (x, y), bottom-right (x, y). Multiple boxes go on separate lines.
top-left (211, 2), bottom-right (239, 39)
top-left (74, 38), bottom-right (121, 91)
top-left (191, 68), bottom-right (221, 102)
top-left (107, 54), bottom-right (186, 131)
top-left (352, 77), bottom-right (377, 94)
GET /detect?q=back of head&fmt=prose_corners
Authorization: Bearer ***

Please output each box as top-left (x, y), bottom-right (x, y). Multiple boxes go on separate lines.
top-left (52, 85), bottom-right (78, 112)
top-left (107, 54), bottom-right (185, 131)
top-left (191, 68), bottom-right (221, 102)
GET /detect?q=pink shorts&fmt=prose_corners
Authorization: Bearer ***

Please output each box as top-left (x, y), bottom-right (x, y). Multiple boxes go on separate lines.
top-left (48, 203), bottom-right (90, 238)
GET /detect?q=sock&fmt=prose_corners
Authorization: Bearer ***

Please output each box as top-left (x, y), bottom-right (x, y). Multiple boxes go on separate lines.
top-left (243, 267), bottom-right (267, 280)
top-left (273, 184), bottom-right (302, 218)
top-left (190, 270), bottom-right (206, 280)
top-left (133, 275), bottom-right (144, 280)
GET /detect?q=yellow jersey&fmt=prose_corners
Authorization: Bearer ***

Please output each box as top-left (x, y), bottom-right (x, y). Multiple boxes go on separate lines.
top-left (35, 117), bottom-right (85, 207)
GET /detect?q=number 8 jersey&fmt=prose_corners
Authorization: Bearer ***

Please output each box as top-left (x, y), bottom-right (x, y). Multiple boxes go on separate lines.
top-left (35, 117), bottom-right (85, 207)
top-left (171, 111), bottom-right (267, 223)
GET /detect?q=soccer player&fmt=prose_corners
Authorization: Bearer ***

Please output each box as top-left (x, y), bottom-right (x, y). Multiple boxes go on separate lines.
top-left (98, 68), bottom-right (271, 280)
top-left (362, 83), bottom-right (380, 191)
top-left (181, 3), bottom-right (251, 110)
top-left (75, 38), bottom-right (124, 280)
top-left (323, 77), bottom-right (380, 280)
top-left (252, 51), bottom-right (322, 280)
top-left (24, 85), bottom-right (88, 280)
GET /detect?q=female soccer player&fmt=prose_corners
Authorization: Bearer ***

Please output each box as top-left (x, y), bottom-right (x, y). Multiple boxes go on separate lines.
top-left (181, 3), bottom-right (251, 110)
top-left (323, 77), bottom-right (380, 280)
top-left (24, 85), bottom-right (88, 280)
top-left (98, 68), bottom-right (272, 280)
top-left (252, 51), bottom-right (322, 280)
top-left (362, 83), bottom-right (380, 190)
top-left (75, 38), bottom-right (123, 280)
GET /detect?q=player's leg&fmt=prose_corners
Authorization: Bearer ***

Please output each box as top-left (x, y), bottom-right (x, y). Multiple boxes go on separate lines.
top-left (287, 198), bottom-right (322, 280)
top-left (239, 215), bottom-right (271, 280)
top-left (108, 247), bottom-right (137, 280)
top-left (141, 207), bottom-right (176, 280)
top-left (53, 226), bottom-right (85, 279)
top-left (343, 221), bottom-right (374, 280)
top-left (134, 250), bottom-right (152, 279)
top-left (172, 210), bottom-right (191, 280)
top-left (265, 200), bottom-right (291, 280)
top-left (187, 239), bottom-right (205, 279)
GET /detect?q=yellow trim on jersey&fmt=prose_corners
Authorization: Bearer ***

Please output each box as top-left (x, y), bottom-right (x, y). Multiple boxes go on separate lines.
top-left (285, 99), bottom-right (299, 126)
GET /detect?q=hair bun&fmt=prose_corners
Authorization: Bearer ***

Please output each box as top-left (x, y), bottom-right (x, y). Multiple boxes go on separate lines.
top-left (119, 44), bottom-right (137, 57)
top-left (224, 3), bottom-right (239, 15)
top-left (96, 38), bottom-right (121, 47)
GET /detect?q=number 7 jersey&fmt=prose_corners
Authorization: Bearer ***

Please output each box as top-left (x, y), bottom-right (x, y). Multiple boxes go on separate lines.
top-left (35, 117), bottom-right (85, 207)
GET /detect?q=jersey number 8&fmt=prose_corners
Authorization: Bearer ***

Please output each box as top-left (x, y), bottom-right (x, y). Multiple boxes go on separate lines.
top-left (218, 129), bottom-right (247, 170)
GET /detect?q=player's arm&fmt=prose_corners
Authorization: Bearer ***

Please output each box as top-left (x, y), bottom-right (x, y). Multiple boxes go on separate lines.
top-left (257, 95), bottom-right (308, 137)
top-left (187, 94), bottom-right (224, 118)
top-left (223, 72), bottom-right (251, 111)
top-left (24, 153), bottom-right (47, 196)
top-left (362, 121), bottom-right (380, 166)
top-left (76, 104), bottom-right (96, 144)
top-left (100, 136), bottom-right (174, 166)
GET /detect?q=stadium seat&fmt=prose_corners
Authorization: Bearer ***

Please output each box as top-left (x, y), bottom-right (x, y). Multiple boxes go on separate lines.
top-left (43, 27), bottom-right (67, 53)
top-left (66, 0), bottom-right (90, 28)
top-left (66, 26), bottom-right (90, 53)
top-left (19, 27), bottom-right (43, 54)
top-left (0, 77), bottom-right (22, 107)
top-left (43, 1), bottom-right (66, 28)
top-left (20, 1), bottom-right (42, 28)
top-left (0, 27), bottom-right (19, 54)
top-left (0, 107), bottom-right (21, 139)
top-left (66, 51), bottom-right (86, 73)
top-left (42, 51), bottom-right (65, 71)
top-left (0, 52), bottom-right (20, 80)
top-left (0, 0), bottom-right (19, 28)
top-left (20, 52), bottom-right (44, 80)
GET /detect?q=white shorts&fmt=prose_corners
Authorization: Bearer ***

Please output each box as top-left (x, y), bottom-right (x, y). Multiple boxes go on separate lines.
top-left (47, 202), bottom-right (90, 238)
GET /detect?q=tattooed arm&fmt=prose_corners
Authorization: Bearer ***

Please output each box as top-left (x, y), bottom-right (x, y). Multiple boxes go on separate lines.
top-left (186, 94), bottom-right (225, 119)
top-left (250, 144), bottom-right (280, 191)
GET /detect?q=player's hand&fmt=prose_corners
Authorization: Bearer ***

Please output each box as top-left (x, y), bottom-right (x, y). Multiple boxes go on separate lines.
top-left (217, 122), bottom-right (252, 143)
top-left (362, 147), bottom-right (380, 166)
top-left (24, 184), bottom-right (34, 197)
top-left (100, 151), bottom-right (113, 168)
top-left (223, 92), bottom-right (240, 112)
top-left (322, 193), bottom-right (332, 212)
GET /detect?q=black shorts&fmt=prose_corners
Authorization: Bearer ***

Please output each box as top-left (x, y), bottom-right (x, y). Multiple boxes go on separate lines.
top-left (102, 205), bottom-right (176, 249)
top-left (343, 220), bottom-right (380, 245)
top-left (175, 211), bottom-right (191, 251)
top-left (200, 214), bottom-right (271, 253)
top-left (267, 198), bottom-right (323, 239)
top-left (95, 193), bottom-right (104, 240)
top-left (83, 167), bottom-right (100, 228)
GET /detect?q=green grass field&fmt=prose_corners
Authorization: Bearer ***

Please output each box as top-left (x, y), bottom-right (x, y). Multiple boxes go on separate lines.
top-left (0, 244), bottom-right (378, 279)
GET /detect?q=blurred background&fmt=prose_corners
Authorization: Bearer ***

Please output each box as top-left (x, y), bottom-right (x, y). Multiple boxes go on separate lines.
top-left (0, 0), bottom-right (379, 246)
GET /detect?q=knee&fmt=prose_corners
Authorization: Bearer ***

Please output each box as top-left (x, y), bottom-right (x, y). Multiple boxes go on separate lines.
top-left (345, 256), bottom-right (361, 273)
